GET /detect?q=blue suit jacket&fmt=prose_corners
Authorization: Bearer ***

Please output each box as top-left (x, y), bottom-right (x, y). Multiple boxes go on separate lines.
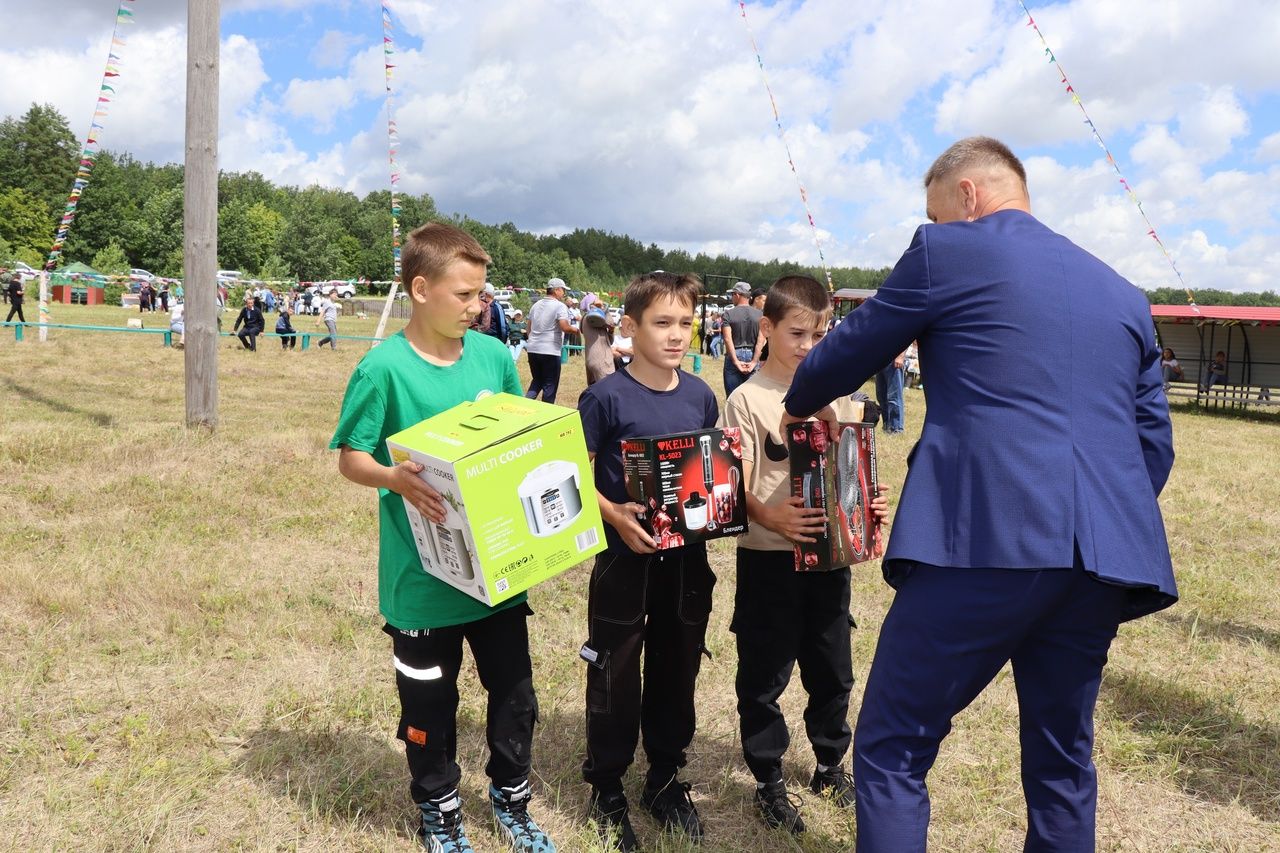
top-left (786, 210), bottom-right (1176, 619)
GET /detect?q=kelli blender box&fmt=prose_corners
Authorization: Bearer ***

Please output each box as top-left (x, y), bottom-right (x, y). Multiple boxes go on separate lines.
top-left (786, 420), bottom-right (883, 571)
top-left (386, 393), bottom-right (606, 605)
top-left (620, 427), bottom-right (748, 549)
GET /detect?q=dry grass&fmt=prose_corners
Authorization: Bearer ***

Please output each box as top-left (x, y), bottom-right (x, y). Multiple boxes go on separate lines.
top-left (1, 302), bottom-right (1278, 851)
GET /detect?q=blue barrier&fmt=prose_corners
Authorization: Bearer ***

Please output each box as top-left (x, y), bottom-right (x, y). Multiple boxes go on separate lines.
top-left (560, 343), bottom-right (701, 374)
top-left (4, 322), bottom-right (705, 373)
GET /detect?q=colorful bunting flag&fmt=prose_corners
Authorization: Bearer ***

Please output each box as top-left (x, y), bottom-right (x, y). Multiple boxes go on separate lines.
top-left (736, 1), bottom-right (833, 291)
top-left (1019, 2), bottom-right (1198, 312)
top-left (45, 0), bottom-right (136, 270)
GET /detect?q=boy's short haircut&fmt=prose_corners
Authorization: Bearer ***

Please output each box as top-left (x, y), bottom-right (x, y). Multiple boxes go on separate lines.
top-left (763, 275), bottom-right (832, 326)
top-left (623, 271), bottom-right (702, 322)
top-left (401, 222), bottom-right (492, 285)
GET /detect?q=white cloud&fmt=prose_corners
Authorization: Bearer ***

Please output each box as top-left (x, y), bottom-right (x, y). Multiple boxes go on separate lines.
top-left (309, 30), bottom-right (365, 69)
top-left (2, 0), bottom-right (1279, 292)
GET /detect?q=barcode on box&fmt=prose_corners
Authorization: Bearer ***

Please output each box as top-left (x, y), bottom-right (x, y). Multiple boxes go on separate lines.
top-left (575, 528), bottom-right (599, 551)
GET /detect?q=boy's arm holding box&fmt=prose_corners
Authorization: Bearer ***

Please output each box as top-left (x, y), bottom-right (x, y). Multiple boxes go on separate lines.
top-left (337, 447), bottom-right (448, 524)
top-left (580, 387), bottom-right (657, 554)
top-left (587, 452), bottom-right (657, 554)
top-left (331, 366), bottom-right (448, 523)
top-left (723, 392), bottom-right (825, 545)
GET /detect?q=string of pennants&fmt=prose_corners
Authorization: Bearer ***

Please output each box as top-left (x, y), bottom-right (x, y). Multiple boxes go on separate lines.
top-left (1018, 1), bottom-right (1199, 313)
top-left (735, 1), bottom-right (833, 292)
top-left (382, 2), bottom-right (403, 290)
top-left (45, 0), bottom-right (136, 271)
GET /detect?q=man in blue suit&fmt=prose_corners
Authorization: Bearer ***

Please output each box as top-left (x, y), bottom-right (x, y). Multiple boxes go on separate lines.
top-left (783, 137), bottom-right (1176, 852)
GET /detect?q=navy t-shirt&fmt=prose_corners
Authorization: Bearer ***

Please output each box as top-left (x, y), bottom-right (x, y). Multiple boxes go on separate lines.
top-left (579, 367), bottom-right (719, 553)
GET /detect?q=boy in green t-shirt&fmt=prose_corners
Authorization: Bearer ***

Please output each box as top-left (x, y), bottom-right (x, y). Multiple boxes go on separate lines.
top-left (332, 222), bottom-right (555, 853)
top-left (721, 276), bottom-right (888, 834)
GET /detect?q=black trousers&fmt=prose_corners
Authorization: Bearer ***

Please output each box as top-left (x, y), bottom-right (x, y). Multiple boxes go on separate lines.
top-left (279, 332), bottom-right (296, 349)
top-left (384, 602), bottom-right (537, 803)
top-left (525, 352), bottom-right (563, 405)
top-left (237, 328), bottom-right (259, 350)
top-left (733, 548), bottom-right (854, 783)
top-left (582, 547), bottom-right (716, 792)
top-left (6, 302), bottom-right (24, 323)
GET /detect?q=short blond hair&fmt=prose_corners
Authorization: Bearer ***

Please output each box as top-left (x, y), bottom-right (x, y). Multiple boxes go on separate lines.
top-left (402, 222), bottom-right (492, 284)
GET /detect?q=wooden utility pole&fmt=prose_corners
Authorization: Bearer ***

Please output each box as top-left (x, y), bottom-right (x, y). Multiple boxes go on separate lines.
top-left (184, 0), bottom-right (219, 429)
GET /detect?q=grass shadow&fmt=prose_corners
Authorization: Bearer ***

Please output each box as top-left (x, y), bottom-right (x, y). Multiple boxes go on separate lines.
top-left (1103, 669), bottom-right (1280, 822)
top-left (4, 377), bottom-right (116, 427)
top-left (1157, 610), bottom-right (1280, 653)
top-left (530, 698), bottom-right (852, 851)
top-left (237, 726), bottom-right (414, 840)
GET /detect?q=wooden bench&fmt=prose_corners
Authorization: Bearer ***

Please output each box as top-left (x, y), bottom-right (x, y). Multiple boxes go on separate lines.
top-left (1166, 380), bottom-right (1277, 409)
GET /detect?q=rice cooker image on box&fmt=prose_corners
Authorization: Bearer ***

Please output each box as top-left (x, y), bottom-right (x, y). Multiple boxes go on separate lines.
top-left (519, 460), bottom-right (585, 536)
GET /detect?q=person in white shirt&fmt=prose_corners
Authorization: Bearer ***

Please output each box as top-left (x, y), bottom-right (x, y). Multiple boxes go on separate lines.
top-left (524, 278), bottom-right (577, 403)
top-left (315, 289), bottom-right (340, 349)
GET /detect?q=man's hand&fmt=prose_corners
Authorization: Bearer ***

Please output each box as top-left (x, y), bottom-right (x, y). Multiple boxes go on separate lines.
top-left (762, 497), bottom-right (827, 543)
top-left (779, 405), bottom-right (840, 444)
top-left (893, 355), bottom-right (905, 370)
top-left (607, 500), bottom-right (657, 554)
top-left (388, 461), bottom-right (448, 523)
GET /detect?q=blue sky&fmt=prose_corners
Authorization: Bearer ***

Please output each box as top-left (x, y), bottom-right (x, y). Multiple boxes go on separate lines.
top-left (3, 0), bottom-right (1279, 292)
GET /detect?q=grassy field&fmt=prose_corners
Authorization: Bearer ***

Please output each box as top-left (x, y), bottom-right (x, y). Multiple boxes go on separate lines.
top-left (2, 302), bottom-right (1278, 852)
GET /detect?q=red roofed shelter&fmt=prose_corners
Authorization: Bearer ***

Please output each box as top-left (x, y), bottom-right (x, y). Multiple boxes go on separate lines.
top-left (1151, 305), bottom-right (1280, 410)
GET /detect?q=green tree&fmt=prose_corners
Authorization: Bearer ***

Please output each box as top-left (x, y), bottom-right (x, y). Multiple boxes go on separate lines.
top-left (135, 187), bottom-right (183, 273)
top-left (0, 103), bottom-right (79, 226)
top-left (91, 241), bottom-right (129, 275)
top-left (0, 187), bottom-right (53, 258)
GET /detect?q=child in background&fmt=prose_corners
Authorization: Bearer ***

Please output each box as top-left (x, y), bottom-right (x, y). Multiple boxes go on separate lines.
top-left (577, 272), bottom-right (719, 851)
top-left (721, 275), bottom-right (888, 834)
top-left (332, 222), bottom-right (555, 853)
top-left (276, 306), bottom-right (296, 349)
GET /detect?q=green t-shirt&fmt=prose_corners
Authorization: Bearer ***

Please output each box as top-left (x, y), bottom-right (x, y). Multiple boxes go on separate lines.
top-left (330, 330), bottom-right (525, 629)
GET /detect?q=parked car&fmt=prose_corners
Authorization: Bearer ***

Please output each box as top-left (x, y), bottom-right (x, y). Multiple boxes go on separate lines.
top-left (129, 268), bottom-right (154, 284)
top-left (492, 288), bottom-right (515, 302)
top-left (307, 280), bottom-right (356, 299)
top-left (216, 269), bottom-right (242, 284)
top-left (331, 280), bottom-right (357, 298)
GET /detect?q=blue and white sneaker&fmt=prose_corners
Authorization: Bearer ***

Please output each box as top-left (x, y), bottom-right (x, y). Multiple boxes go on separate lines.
top-left (490, 779), bottom-right (557, 852)
top-left (417, 789), bottom-right (475, 853)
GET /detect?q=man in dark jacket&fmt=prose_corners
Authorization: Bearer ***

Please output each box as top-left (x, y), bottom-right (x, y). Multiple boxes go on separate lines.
top-left (233, 294), bottom-right (265, 351)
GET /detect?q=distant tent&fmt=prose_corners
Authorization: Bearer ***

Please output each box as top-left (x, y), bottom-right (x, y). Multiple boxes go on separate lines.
top-left (51, 262), bottom-right (106, 284)
top-left (50, 261), bottom-right (107, 305)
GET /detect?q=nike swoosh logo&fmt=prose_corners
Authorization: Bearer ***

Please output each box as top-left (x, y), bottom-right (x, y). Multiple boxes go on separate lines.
top-left (763, 433), bottom-right (790, 462)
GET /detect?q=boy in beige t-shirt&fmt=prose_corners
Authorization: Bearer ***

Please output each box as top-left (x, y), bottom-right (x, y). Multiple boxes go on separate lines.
top-left (721, 275), bottom-right (887, 834)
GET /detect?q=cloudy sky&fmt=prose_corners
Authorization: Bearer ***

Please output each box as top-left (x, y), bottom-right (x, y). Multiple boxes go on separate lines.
top-left (3, 0), bottom-right (1279, 292)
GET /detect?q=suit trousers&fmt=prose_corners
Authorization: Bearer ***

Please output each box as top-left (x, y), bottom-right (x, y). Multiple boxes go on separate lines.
top-left (581, 547), bottom-right (716, 792)
top-left (733, 548), bottom-right (854, 783)
top-left (383, 602), bottom-right (537, 803)
top-left (853, 561), bottom-right (1128, 853)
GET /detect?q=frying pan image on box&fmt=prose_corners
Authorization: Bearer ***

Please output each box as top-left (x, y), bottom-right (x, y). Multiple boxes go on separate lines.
top-left (836, 426), bottom-right (870, 559)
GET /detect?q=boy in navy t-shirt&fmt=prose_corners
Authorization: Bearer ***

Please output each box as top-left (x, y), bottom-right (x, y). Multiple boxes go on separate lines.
top-left (577, 272), bottom-right (719, 851)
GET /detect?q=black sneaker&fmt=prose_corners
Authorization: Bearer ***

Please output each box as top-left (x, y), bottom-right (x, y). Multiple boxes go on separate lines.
top-left (588, 788), bottom-right (639, 852)
top-left (809, 765), bottom-right (856, 809)
top-left (754, 781), bottom-right (805, 834)
top-left (641, 777), bottom-right (703, 843)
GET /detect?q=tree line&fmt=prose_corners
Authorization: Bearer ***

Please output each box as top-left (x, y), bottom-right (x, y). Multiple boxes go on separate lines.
top-left (2, 102), bottom-right (1276, 304)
